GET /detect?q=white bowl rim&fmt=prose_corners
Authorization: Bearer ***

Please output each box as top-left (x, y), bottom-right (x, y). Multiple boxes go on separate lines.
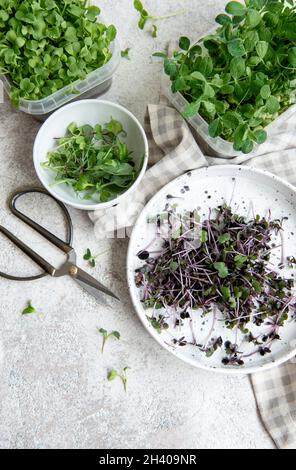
top-left (33, 99), bottom-right (149, 211)
top-left (127, 164), bottom-right (296, 375)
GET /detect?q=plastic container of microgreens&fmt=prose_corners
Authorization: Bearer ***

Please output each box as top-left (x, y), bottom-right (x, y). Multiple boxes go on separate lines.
top-left (161, 30), bottom-right (296, 158)
top-left (1, 39), bottom-right (121, 122)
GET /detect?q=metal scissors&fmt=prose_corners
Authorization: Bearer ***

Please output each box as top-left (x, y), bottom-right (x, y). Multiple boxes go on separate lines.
top-left (0, 187), bottom-right (119, 302)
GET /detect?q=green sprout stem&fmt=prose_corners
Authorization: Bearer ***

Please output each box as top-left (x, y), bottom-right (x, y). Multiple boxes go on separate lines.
top-left (107, 367), bottom-right (130, 392)
top-left (149, 9), bottom-right (186, 21)
top-left (99, 328), bottom-right (120, 353)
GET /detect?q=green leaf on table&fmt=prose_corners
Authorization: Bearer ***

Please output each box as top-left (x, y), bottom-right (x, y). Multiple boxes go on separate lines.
top-left (107, 369), bottom-right (118, 381)
top-left (99, 328), bottom-right (121, 353)
top-left (107, 367), bottom-right (130, 392)
top-left (22, 301), bottom-right (37, 315)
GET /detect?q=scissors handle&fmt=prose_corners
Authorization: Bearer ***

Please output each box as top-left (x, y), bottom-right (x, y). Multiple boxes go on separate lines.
top-left (0, 225), bottom-right (55, 276)
top-left (9, 188), bottom-right (73, 254)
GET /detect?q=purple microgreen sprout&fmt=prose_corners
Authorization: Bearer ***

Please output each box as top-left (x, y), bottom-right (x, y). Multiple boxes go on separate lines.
top-left (135, 203), bottom-right (296, 366)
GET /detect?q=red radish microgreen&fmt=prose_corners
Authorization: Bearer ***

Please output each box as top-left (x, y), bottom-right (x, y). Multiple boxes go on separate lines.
top-left (135, 203), bottom-right (296, 366)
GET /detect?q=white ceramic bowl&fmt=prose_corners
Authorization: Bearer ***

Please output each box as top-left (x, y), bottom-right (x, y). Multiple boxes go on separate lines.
top-left (33, 99), bottom-right (149, 210)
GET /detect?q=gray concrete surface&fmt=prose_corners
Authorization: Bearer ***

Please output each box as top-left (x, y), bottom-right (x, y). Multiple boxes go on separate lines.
top-left (0, 0), bottom-right (274, 449)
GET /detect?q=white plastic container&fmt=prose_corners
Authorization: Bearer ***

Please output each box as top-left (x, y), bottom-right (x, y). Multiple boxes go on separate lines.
top-left (162, 32), bottom-right (296, 158)
top-left (1, 39), bottom-right (121, 122)
top-left (33, 99), bottom-right (149, 211)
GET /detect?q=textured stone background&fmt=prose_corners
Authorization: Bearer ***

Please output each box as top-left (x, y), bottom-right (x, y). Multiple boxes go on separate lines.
top-left (0, 0), bottom-right (274, 449)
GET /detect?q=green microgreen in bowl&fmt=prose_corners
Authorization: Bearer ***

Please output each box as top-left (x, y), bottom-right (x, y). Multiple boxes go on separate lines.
top-left (0, 0), bottom-right (116, 106)
top-left (158, 0), bottom-right (296, 153)
top-left (42, 119), bottom-right (140, 203)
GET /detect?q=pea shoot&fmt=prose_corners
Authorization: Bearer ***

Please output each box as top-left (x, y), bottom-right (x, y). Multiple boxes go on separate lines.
top-left (159, 0), bottom-right (296, 153)
top-left (22, 301), bottom-right (37, 315)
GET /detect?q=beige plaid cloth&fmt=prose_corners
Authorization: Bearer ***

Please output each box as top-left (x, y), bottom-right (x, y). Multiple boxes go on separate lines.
top-left (90, 102), bottom-right (296, 449)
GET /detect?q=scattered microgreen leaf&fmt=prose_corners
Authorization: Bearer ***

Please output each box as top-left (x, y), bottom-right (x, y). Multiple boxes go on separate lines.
top-left (121, 48), bottom-right (131, 60)
top-left (84, 248), bottom-right (96, 267)
top-left (151, 24), bottom-right (158, 38)
top-left (22, 301), bottom-right (37, 315)
top-left (107, 367), bottom-right (130, 392)
top-left (98, 328), bottom-right (120, 353)
top-left (107, 369), bottom-right (118, 381)
top-left (133, 0), bottom-right (185, 35)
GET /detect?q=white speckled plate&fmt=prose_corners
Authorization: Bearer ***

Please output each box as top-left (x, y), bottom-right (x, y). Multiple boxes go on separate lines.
top-left (127, 165), bottom-right (296, 374)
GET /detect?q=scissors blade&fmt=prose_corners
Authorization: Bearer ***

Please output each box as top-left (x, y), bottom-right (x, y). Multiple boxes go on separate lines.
top-left (75, 279), bottom-right (112, 306)
top-left (74, 267), bottom-right (120, 301)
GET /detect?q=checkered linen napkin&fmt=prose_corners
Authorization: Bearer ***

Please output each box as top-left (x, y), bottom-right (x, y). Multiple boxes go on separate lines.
top-left (89, 102), bottom-right (296, 449)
